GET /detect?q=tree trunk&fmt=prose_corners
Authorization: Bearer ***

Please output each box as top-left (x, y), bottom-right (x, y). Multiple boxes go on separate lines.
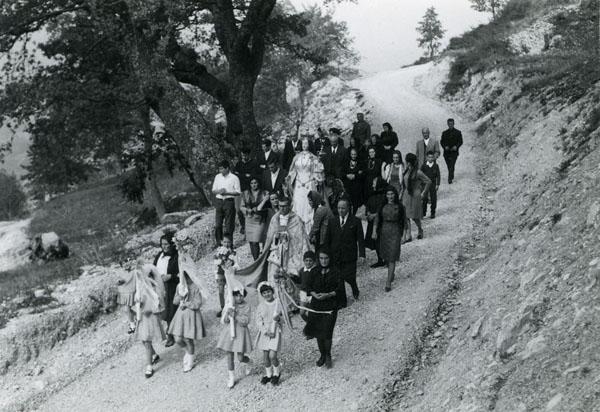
top-left (230, 74), bottom-right (261, 149)
top-left (139, 106), bottom-right (167, 218)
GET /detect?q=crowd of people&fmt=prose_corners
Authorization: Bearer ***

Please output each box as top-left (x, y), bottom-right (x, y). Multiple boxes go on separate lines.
top-left (118, 114), bottom-right (463, 388)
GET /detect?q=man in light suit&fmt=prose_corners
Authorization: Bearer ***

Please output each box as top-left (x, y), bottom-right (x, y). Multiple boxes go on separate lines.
top-left (416, 127), bottom-right (441, 168)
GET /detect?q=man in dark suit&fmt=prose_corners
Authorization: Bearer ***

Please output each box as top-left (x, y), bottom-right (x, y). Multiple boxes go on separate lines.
top-left (257, 138), bottom-right (279, 171)
top-left (323, 128), bottom-right (347, 181)
top-left (262, 159), bottom-right (287, 193)
top-left (326, 198), bottom-right (365, 306)
top-left (440, 118), bottom-right (463, 184)
top-left (234, 147), bottom-right (259, 234)
top-left (351, 113), bottom-right (371, 146)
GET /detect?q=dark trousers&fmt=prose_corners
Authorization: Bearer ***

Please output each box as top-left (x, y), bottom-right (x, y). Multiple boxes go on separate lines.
top-left (422, 186), bottom-right (437, 216)
top-left (237, 210), bottom-right (245, 234)
top-left (443, 151), bottom-right (459, 182)
top-left (215, 198), bottom-right (236, 245)
top-left (337, 260), bottom-right (359, 307)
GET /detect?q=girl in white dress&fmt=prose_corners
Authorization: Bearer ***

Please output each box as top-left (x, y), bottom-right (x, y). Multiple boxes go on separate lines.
top-left (255, 282), bottom-right (283, 386)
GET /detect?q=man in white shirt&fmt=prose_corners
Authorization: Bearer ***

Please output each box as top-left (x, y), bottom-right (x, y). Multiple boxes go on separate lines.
top-left (212, 160), bottom-right (241, 245)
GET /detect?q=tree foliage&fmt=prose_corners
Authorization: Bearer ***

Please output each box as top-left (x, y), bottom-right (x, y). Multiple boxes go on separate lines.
top-left (0, 170), bottom-right (27, 220)
top-left (469, 0), bottom-right (508, 20)
top-left (416, 6), bottom-right (445, 59)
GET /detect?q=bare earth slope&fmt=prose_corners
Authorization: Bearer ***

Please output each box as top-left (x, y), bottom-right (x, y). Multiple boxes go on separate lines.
top-left (33, 64), bottom-right (483, 412)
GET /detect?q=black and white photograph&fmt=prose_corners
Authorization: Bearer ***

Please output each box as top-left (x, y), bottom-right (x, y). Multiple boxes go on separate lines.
top-left (0, 0), bottom-right (599, 410)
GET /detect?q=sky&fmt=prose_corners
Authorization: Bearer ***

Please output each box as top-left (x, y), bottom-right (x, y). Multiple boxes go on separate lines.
top-left (290, 0), bottom-right (490, 73)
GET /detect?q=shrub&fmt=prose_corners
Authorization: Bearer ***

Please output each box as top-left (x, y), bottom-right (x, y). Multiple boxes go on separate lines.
top-left (0, 170), bottom-right (27, 220)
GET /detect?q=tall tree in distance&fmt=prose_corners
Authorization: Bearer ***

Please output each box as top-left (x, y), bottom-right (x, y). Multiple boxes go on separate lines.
top-left (469, 0), bottom-right (507, 20)
top-left (416, 7), bottom-right (445, 60)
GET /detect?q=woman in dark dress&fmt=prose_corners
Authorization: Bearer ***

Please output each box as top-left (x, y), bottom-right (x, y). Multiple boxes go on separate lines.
top-left (153, 233), bottom-right (179, 346)
top-left (402, 153), bottom-right (431, 241)
top-left (364, 146), bottom-right (383, 202)
top-left (372, 187), bottom-right (406, 292)
top-left (303, 250), bottom-right (343, 369)
top-left (380, 122), bottom-right (399, 165)
top-left (342, 147), bottom-right (364, 215)
top-left (365, 176), bottom-right (388, 268)
top-left (368, 134), bottom-right (383, 160)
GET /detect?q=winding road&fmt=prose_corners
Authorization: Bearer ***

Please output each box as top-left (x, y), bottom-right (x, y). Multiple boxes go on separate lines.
top-left (35, 63), bottom-right (482, 412)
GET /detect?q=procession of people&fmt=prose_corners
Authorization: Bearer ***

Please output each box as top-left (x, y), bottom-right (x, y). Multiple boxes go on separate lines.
top-left (118, 113), bottom-right (463, 387)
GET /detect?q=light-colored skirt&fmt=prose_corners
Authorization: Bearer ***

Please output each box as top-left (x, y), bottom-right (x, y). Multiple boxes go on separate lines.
top-left (245, 215), bottom-right (265, 243)
top-left (136, 312), bottom-right (166, 342)
top-left (216, 323), bottom-right (253, 353)
top-left (168, 307), bottom-right (206, 340)
top-left (117, 292), bottom-right (135, 306)
top-left (255, 329), bottom-right (282, 352)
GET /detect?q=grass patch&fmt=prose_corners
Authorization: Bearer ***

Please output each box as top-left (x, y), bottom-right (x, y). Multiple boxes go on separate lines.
top-left (0, 168), bottom-right (198, 311)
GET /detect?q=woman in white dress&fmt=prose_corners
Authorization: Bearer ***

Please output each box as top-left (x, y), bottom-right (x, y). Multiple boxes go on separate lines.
top-left (286, 138), bottom-right (324, 234)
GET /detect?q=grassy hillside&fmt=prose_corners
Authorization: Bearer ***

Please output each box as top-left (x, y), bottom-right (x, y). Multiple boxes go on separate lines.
top-left (0, 168), bottom-right (198, 318)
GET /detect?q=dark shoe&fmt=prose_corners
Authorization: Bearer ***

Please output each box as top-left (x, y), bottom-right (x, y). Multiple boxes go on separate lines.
top-left (316, 355), bottom-right (326, 367)
top-left (271, 375), bottom-right (280, 385)
top-left (384, 286), bottom-right (391, 292)
top-left (165, 336), bottom-right (175, 347)
top-left (325, 355), bottom-right (332, 369)
top-left (127, 325), bottom-right (136, 334)
top-left (260, 376), bottom-right (271, 385)
top-left (370, 261), bottom-right (385, 268)
top-left (430, 213), bottom-right (435, 219)
top-left (353, 291), bottom-right (360, 300)
top-left (449, 179), bottom-right (453, 184)
top-left (417, 230), bottom-right (423, 240)
top-left (151, 354), bottom-right (160, 364)
top-left (216, 310), bottom-right (222, 318)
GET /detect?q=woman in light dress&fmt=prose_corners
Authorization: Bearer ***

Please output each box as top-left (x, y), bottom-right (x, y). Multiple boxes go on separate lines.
top-left (286, 138), bottom-right (324, 234)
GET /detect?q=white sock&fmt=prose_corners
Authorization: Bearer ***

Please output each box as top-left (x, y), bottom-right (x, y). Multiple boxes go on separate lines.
top-left (273, 365), bottom-right (280, 377)
top-left (265, 366), bottom-right (273, 377)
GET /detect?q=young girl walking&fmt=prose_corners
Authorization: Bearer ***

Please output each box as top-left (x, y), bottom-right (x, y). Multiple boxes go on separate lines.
top-left (117, 267), bottom-right (136, 334)
top-left (168, 255), bottom-right (208, 372)
top-left (216, 285), bottom-right (253, 388)
top-left (134, 264), bottom-right (166, 378)
top-left (255, 282), bottom-right (283, 385)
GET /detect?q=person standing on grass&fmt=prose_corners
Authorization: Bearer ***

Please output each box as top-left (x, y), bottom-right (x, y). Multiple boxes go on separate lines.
top-left (326, 198), bottom-right (365, 306)
top-left (303, 250), bottom-right (343, 369)
top-left (440, 118), bottom-right (463, 184)
top-left (401, 153), bottom-right (432, 241)
top-left (421, 151), bottom-right (441, 219)
top-left (154, 233), bottom-right (179, 347)
top-left (372, 187), bottom-right (406, 292)
top-left (212, 160), bottom-right (241, 247)
top-left (416, 127), bottom-right (441, 168)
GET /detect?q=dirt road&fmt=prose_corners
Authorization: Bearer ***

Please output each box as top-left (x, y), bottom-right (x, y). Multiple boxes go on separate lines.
top-left (36, 63), bottom-right (482, 412)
